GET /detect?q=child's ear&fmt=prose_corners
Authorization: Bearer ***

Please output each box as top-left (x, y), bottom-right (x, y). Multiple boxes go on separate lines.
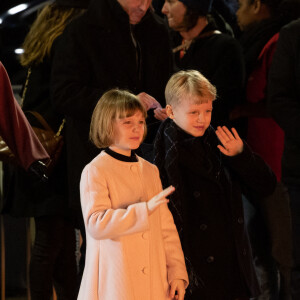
top-left (166, 104), bottom-right (174, 119)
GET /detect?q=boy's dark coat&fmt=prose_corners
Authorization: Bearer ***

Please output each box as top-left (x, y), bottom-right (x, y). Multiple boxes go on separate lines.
top-left (154, 119), bottom-right (277, 299)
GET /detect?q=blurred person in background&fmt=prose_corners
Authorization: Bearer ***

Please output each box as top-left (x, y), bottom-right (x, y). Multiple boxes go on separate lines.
top-left (230, 0), bottom-right (300, 298)
top-left (2, 1), bottom-right (88, 299)
top-left (268, 18), bottom-right (300, 300)
top-left (0, 61), bottom-right (49, 178)
top-left (1, 61), bottom-right (49, 297)
top-left (160, 0), bottom-right (245, 132)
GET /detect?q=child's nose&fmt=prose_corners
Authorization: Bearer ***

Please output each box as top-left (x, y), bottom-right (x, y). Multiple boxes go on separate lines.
top-left (133, 123), bottom-right (142, 131)
top-left (197, 113), bottom-right (204, 122)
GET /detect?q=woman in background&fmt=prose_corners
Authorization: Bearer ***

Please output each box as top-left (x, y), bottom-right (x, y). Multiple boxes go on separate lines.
top-left (3, 1), bottom-right (88, 299)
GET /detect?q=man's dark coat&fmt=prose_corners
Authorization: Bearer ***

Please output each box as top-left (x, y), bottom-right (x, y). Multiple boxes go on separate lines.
top-left (51, 0), bottom-right (173, 213)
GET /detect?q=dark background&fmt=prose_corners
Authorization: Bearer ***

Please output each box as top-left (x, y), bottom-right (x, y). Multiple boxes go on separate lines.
top-left (0, 0), bottom-right (31, 13)
top-left (0, 0), bottom-right (49, 84)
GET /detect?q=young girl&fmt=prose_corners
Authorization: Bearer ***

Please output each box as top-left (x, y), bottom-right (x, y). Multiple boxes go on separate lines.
top-left (78, 89), bottom-right (188, 300)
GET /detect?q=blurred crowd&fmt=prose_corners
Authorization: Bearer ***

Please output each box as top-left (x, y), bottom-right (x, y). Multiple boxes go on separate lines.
top-left (0, 0), bottom-right (299, 299)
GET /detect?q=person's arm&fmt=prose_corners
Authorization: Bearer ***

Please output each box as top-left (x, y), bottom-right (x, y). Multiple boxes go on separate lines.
top-left (215, 126), bottom-right (276, 196)
top-left (268, 24), bottom-right (300, 141)
top-left (154, 167), bottom-right (188, 291)
top-left (225, 141), bottom-right (277, 197)
top-left (210, 37), bottom-right (245, 126)
top-left (0, 62), bottom-right (49, 170)
top-left (51, 32), bottom-right (103, 122)
top-left (80, 163), bottom-right (150, 240)
top-left (231, 34), bottom-right (279, 120)
top-left (80, 160), bottom-right (172, 240)
top-left (160, 200), bottom-right (189, 291)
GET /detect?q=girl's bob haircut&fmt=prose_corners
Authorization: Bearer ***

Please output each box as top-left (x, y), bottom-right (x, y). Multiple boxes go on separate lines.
top-left (90, 89), bottom-right (147, 148)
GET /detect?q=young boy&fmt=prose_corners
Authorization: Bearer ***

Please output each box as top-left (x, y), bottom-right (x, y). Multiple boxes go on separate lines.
top-left (153, 70), bottom-right (277, 300)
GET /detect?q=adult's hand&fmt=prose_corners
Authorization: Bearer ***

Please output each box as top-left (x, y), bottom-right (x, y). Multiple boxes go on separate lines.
top-left (137, 92), bottom-right (162, 111)
top-left (154, 107), bottom-right (168, 121)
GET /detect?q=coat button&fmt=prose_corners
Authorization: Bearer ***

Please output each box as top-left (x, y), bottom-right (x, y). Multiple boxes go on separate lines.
top-left (142, 267), bottom-right (148, 275)
top-left (130, 165), bottom-right (137, 171)
top-left (200, 224), bottom-right (207, 231)
top-left (237, 217), bottom-right (244, 224)
top-left (142, 232), bottom-right (149, 240)
top-left (206, 256), bottom-right (215, 263)
top-left (193, 191), bottom-right (201, 198)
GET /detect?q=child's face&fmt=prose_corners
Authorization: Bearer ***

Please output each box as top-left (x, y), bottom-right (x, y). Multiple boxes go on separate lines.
top-left (110, 110), bottom-right (145, 156)
top-left (167, 94), bottom-right (213, 137)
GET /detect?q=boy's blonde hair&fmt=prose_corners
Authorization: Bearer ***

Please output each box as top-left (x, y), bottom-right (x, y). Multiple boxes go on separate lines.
top-left (90, 89), bottom-right (147, 148)
top-left (165, 70), bottom-right (217, 106)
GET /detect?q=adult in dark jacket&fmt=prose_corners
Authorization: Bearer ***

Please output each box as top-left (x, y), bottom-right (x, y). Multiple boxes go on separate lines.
top-left (268, 18), bottom-right (300, 300)
top-left (160, 0), bottom-right (245, 129)
top-left (153, 70), bottom-right (277, 300)
top-left (50, 0), bottom-right (173, 249)
top-left (231, 2), bottom-right (300, 298)
top-left (2, 2), bottom-right (87, 299)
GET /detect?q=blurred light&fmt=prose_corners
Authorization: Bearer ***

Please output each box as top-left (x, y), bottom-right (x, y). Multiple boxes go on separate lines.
top-left (8, 4), bottom-right (28, 15)
top-left (0, 18), bottom-right (2, 24)
top-left (15, 48), bottom-right (24, 54)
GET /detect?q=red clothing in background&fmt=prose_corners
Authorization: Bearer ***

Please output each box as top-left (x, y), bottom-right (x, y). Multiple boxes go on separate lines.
top-left (246, 33), bottom-right (284, 181)
top-left (0, 62), bottom-right (49, 169)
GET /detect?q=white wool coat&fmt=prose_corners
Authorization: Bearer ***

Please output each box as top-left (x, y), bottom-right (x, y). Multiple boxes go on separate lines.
top-left (78, 151), bottom-right (188, 300)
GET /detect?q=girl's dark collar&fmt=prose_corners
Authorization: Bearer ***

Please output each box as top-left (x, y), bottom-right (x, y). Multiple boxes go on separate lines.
top-left (105, 147), bottom-right (138, 162)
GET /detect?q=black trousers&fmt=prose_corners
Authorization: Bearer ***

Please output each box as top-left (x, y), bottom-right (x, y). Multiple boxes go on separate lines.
top-left (288, 184), bottom-right (300, 300)
top-left (30, 215), bottom-right (78, 300)
top-left (244, 182), bottom-right (293, 300)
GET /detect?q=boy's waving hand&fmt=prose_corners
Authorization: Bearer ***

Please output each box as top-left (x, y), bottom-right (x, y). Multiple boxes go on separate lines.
top-left (216, 126), bottom-right (244, 156)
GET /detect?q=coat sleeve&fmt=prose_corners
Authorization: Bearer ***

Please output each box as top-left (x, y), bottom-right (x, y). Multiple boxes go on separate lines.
top-left (210, 37), bottom-right (245, 126)
top-left (51, 30), bottom-right (102, 122)
top-left (0, 62), bottom-right (49, 169)
top-left (267, 24), bottom-right (300, 141)
top-left (154, 167), bottom-right (189, 288)
top-left (225, 142), bottom-right (277, 197)
top-left (80, 163), bottom-right (150, 240)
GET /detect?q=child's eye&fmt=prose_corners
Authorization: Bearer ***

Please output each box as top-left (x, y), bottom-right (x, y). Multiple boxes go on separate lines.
top-left (189, 111), bottom-right (197, 114)
top-left (123, 121), bottom-right (131, 124)
top-left (139, 120), bottom-right (145, 125)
